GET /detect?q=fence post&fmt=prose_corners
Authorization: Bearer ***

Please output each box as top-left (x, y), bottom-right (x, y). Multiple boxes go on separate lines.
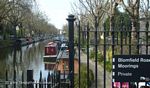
top-left (44, 78), bottom-right (46, 88)
top-left (47, 71), bottom-right (51, 88)
top-left (27, 70), bottom-right (34, 88)
top-left (54, 71), bottom-right (56, 87)
top-left (57, 71), bottom-right (61, 88)
top-left (39, 71), bottom-right (42, 88)
top-left (35, 81), bottom-right (38, 88)
top-left (53, 73), bottom-right (55, 87)
top-left (6, 70), bottom-right (8, 88)
top-left (53, 71), bottom-right (56, 87)
top-left (66, 14), bottom-right (76, 88)
top-left (14, 69), bottom-right (16, 88)
top-left (52, 73), bottom-right (54, 87)
top-left (76, 21), bottom-right (81, 88)
top-left (94, 16), bottom-right (98, 88)
top-left (86, 23), bottom-right (90, 88)
top-left (103, 23), bottom-right (107, 88)
top-left (22, 71), bottom-right (24, 88)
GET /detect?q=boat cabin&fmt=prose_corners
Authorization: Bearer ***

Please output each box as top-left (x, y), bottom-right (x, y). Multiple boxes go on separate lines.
top-left (44, 42), bottom-right (58, 55)
top-left (55, 50), bottom-right (79, 77)
top-left (43, 42), bottom-right (58, 63)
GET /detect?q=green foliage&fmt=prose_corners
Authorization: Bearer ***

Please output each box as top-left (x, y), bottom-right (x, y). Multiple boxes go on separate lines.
top-left (81, 41), bottom-right (87, 49)
top-left (106, 47), bottom-right (113, 72)
top-left (89, 47), bottom-right (113, 72)
top-left (90, 50), bottom-right (95, 59)
top-left (98, 51), bottom-right (104, 63)
top-left (74, 64), bottom-right (94, 88)
top-left (90, 50), bottom-right (104, 63)
top-left (62, 24), bottom-right (68, 37)
top-left (81, 43), bottom-right (87, 53)
top-left (106, 61), bottom-right (112, 72)
top-left (104, 9), bottom-right (131, 38)
top-left (106, 47), bottom-right (112, 61)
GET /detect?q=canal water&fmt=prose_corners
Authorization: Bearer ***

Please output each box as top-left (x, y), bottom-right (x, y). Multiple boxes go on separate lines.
top-left (0, 40), bottom-right (51, 88)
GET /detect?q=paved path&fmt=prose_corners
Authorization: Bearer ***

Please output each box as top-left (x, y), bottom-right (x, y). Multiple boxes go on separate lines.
top-left (78, 50), bottom-right (112, 88)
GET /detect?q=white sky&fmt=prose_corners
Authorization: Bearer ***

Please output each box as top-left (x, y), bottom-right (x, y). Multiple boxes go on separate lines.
top-left (36, 0), bottom-right (74, 29)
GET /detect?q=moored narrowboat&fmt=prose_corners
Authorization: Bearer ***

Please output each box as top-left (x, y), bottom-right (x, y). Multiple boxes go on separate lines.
top-left (43, 42), bottom-right (59, 62)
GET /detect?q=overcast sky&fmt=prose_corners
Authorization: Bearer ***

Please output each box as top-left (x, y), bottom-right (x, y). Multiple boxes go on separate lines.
top-left (36, 0), bottom-right (74, 29)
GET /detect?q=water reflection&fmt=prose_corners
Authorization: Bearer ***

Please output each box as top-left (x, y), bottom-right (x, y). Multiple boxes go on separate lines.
top-left (0, 41), bottom-right (49, 88)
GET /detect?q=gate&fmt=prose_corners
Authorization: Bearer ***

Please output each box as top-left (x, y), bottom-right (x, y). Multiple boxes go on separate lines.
top-left (66, 15), bottom-right (150, 88)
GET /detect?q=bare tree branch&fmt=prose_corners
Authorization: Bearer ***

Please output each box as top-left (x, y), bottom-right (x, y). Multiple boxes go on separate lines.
top-left (86, 0), bottom-right (95, 16)
top-left (79, 0), bottom-right (92, 14)
top-left (121, 0), bottom-right (133, 17)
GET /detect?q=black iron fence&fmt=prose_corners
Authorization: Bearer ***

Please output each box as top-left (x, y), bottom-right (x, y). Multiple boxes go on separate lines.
top-left (75, 17), bottom-right (150, 88)
top-left (0, 15), bottom-right (150, 88)
top-left (0, 70), bottom-right (70, 88)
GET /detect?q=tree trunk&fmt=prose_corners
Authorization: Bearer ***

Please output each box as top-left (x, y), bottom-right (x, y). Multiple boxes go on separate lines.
top-left (110, 15), bottom-right (115, 36)
top-left (130, 16), bottom-right (139, 54)
top-left (130, 0), bottom-right (140, 54)
top-left (110, 2), bottom-right (118, 36)
top-left (131, 18), bottom-right (138, 39)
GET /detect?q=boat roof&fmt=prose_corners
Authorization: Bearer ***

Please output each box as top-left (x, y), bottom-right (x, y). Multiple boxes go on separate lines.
top-left (45, 42), bottom-right (57, 47)
top-left (57, 49), bottom-right (78, 61)
top-left (57, 50), bottom-right (69, 59)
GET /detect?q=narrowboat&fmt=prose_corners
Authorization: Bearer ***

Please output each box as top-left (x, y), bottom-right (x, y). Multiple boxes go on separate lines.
top-left (43, 42), bottom-right (59, 62)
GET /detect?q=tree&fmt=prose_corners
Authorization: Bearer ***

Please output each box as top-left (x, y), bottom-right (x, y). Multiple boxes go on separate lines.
top-left (0, 0), bottom-right (58, 40)
top-left (0, 0), bottom-right (11, 22)
top-left (109, 0), bottom-right (119, 36)
top-left (104, 9), bottom-right (131, 38)
top-left (118, 0), bottom-right (140, 54)
top-left (72, 0), bottom-right (109, 31)
top-left (62, 24), bottom-right (68, 37)
top-left (0, 0), bottom-right (12, 39)
top-left (140, 0), bottom-right (150, 34)
top-left (6, 0), bottom-right (34, 39)
top-left (120, 0), bottom-right (140, 39)
top-left (71, 0), bottom-right (111, 49)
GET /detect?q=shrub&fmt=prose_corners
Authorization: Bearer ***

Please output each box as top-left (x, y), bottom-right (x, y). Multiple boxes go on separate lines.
top-left (90, 50), bottom-right (95, 59)
top-left (98, 51), bottom-right (104, 63)
top-left (106, 61), bottom-right (112, 72)
top-left (74, 64), bottom-right (94, 88)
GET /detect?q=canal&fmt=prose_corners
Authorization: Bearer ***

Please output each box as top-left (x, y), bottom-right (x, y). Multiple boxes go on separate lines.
top-left (0, 40), bottom-right (51, 88)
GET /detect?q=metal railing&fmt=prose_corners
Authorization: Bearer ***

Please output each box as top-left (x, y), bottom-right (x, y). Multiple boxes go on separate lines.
top-left (0, 70), bottom-right (70, 88)
top-left (1, 15), bottom-right (150, 88)
top-left (74, 17), bottom-right (150, 88)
